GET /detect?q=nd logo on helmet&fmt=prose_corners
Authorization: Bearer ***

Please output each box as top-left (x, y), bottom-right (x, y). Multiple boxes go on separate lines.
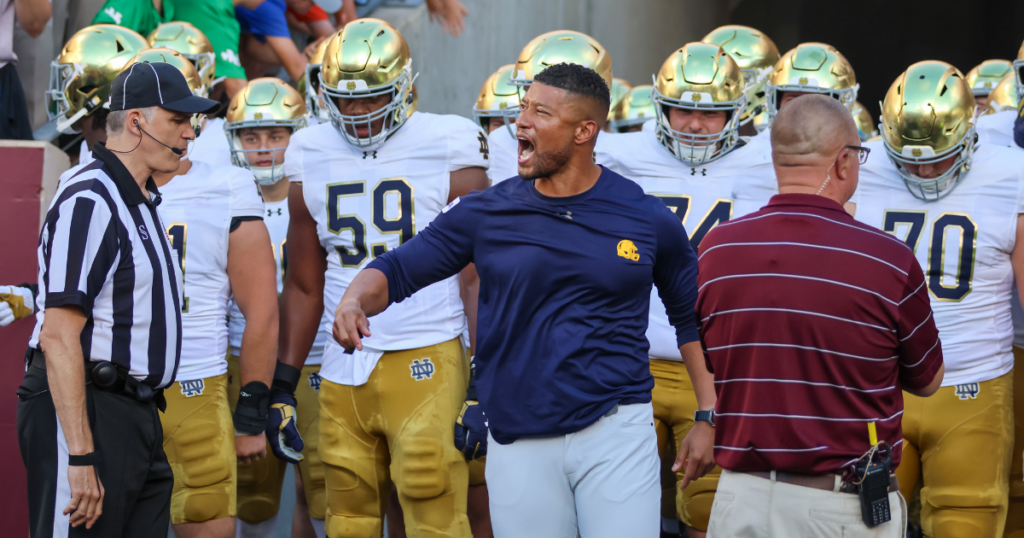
top-left (617, 240), bottom-right (640, 262)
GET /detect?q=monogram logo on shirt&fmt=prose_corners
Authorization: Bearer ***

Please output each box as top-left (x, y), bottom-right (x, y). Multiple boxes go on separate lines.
top-left (180, 379), bottom-right (205, 397)
top-left (954, 383), bottom-right (980, 400)
top-left (308, 371), bottom-right (321, 391)
top-left (138, 224), bottom-right (149, 240)
top-left (477, 132), bottom-right (489, 159)
top-left (617, 239), bottom-right (640, 262)
top-left (410, 358), bottom-right (435, 381)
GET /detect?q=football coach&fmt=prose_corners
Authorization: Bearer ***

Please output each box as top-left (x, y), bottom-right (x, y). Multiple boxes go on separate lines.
top-left (693, 95), bottom-right (945, 537)
top-left (330, 63), bottom-right (712, 538)
top-left (17, 62), bottom-right (218, 536)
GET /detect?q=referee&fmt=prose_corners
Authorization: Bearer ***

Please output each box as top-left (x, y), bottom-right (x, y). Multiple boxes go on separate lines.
top-left (332, 63), bottom-right (705, 538)
top-left (17, 62), bottom-right (218, 536)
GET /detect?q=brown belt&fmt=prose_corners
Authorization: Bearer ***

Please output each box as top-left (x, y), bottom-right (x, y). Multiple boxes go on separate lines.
top-left (746, 470), bottom-right (899, 495)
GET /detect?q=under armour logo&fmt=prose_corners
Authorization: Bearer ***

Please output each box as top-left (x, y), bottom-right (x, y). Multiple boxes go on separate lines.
top-left (559, 211), bottom-right (573, 220)
top-left (362, 151), bottom-right (377, 159)
top-left (180, 379), bottom-right (205, 397)
top-left (410, 358), bottom-right (435, 381)
top-left (308, 371), bottom-right (321, 391)
top-left (690, 167), bottom-right (707, 176)
top-left (138, 224), bottom-right (149, 240)
top-left (103, 7), bottom-right (123, 24)
top-left (955, 383), bottom-right (980, 400)
top-left (267, 208), bottom-right (283, 217)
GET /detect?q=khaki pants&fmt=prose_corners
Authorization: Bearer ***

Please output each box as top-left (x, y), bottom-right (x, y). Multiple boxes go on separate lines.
top-left (707, 470), bottom-right (907, 538)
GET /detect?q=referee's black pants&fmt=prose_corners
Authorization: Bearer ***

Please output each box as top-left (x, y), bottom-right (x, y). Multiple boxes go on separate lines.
top-left (17, 358), bottom-right (173, 537)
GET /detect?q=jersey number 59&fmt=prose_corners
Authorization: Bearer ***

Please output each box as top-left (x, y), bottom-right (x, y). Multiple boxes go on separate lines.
top-left (327, 178), bottom-right (415, 268)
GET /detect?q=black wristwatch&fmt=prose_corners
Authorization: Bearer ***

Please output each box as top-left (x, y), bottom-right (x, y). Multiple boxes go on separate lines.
top-left (694, 409), bottom-right (716, 428)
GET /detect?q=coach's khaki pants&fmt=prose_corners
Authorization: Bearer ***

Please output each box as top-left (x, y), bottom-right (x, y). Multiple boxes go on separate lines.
top-left (707, 470), bottom-right (907, 538)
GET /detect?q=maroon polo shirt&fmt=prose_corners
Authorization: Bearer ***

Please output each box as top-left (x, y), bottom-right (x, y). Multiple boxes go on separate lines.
top-left (696, 193), bottom-right (943, 474)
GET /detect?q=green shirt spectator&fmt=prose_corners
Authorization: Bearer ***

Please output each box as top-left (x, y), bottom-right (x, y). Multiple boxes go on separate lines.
top-left (91, 0), bottom-right (164, 37)
top-left (163, 0), bottom-right (246, 84)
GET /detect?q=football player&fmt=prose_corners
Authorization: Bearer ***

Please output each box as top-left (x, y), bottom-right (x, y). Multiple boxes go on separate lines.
top-left (147, 22), bottom-right (232, 167)
top-left (46, 24), bottom-right (148, 164)
top-left (116, 56), bottom-right (280, 538)
top-left (605, 77), bottom-right (632, 132)
top-left (594, 43), bottom-right (775, 538)
top-left (609, 84), bottom-right (656, 133)
top-left (486, 30), bottom-right (613, 183)
top-left (975, 40), bottom-right (1023, 148)
top-left (701, 25), bottom-right (780, 136)
top-left (851, 61), bottom-right (1024, 538)
top-left (221, 78), bottom-right (331, 538)
top-left (473, 64), bottom-right (519, 184)
top-left (277, 19), bottom-right (489, 538)
top-left (298, 37), bottom-right (332, 125)
top-left (965, 59), bottom-right (1014, 113)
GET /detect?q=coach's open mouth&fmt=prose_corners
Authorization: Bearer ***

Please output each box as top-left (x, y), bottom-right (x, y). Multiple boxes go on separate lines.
top-left (518, 134), bottom-right (534, 165)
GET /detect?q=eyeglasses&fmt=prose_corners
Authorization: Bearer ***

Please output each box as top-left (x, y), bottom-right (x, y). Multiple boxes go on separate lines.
top-left (843, 144), bottom-right (871, 164)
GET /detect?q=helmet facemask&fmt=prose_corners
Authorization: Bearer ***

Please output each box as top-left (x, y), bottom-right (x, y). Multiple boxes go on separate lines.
top-left (304, 63), bottom-right (331, 123)
top-left (884, 128), bottom-right (977, 201)
top-left (653, 81), bottom-right (747, 165)
top-left (321, 65), bottom-right (414, 148)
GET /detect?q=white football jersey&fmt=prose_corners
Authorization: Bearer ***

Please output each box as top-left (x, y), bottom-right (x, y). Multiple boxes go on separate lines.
top-left (190, 117), bottom-right (232, 168)
top-left (976, 110), bottom-right (1017, 149)
top-left (159, 160), bottom-right (264, 380)
top-left (596, 127), bottom-right (776, 361)
top-left (226, 197), bottom-right (329, 364)
top-left (285, 112), bottom-right (488, 385)
top-left (853, 141), bottom-right (1024, 386)
top-left (487, 126), bottom-right (518, 184)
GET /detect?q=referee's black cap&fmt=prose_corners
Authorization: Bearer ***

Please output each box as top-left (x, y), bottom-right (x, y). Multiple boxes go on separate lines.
top-left (110, 61), bottom-right (219, 114)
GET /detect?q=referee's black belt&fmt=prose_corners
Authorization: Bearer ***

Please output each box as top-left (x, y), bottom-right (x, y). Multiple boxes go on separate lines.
top-left (29, 348), bottom-right (166, 412)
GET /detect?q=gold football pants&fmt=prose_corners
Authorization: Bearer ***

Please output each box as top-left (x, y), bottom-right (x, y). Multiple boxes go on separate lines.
top-left (228, 355), bottom-right (327, 522)
top-left (161, 373), bottom-right (237, 524)
top-left (650, 358), bottom-right (721, 531)
top-left (319, 338), bottom-right (471, 538)
top-left (1006, 349), bottom-right (1024, 538)
top-left (896, 370), bottom-right (1013, 538)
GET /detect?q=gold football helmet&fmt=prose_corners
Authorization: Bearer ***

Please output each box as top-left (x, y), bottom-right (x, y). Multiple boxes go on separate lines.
top-left (881, 61), bottom-right (976, 201)
top-left (608, 78), bottom-right (632, 124)
top-left (47, 24), bottom-right (149, 134)
top-left (610, 84), bottom-right (655, 132)
top-left (983, 74), bottom-right (1018, 114)
top-left (225, 78), bottom-right (308, 184)
top-left (122, 48), bottom-right (206, 96)
top-left (766, 42), bottom-right (858, 119)
top-left (653, 42), bottom-right (747, 164)
top-left (510, 30), bottom-right (613, 93)
top-left (849, 100), bottom-right (878, 141)
top-left (147, 22), bottom-right (216, 94)
top-left (302, 37), bottom-right (331, 123)
top-left (702, 25), bottom-right (780, 125)
top-left (319, 19), bottom-right (414, 147)
top-left (1015, 40), bottom-right (1024, 101)
top-left (964, 59), bottom-right (1012, 97)
top-left (473, 64), bottom-right (520, 136)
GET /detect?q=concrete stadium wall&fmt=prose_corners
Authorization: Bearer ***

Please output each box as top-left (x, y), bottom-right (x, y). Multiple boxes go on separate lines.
top-left (377, 0), bottom-right (739, 118)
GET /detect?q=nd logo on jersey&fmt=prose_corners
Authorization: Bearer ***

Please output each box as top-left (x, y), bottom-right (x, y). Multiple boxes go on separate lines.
top-left (308, 371), bottom-right (322, 391)
top-left (410, 358), bottom-right (435, 381)
top-left (180, 379), bottom-right (205, 397)
top-left (954, 383), bottom-right (980, 400)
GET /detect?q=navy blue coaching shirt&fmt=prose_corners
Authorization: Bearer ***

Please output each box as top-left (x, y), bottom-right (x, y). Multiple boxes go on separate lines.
top-left (367, 166), bottom-right (699, 444)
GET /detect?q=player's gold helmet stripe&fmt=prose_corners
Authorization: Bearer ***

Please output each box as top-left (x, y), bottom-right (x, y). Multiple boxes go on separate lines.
top-left (610, 84), bottom-right (655, 132)
top-left (702, 25), bottom-right (780, 124)
top-left (147, 22), bottom-right (217, 94)
top-left (766, 42), bottom-right (858, 119)
top-left (225, 78), bottom-right (308, 185)
top-left (881, 60), bottom-right (976, 201)
top-left (473, 64), bottom-right (520, 136)
top-left (319, 18), bottom-right (414, 147)
top-left (652, 42), bottom-right (747, 165)
top-left (964, 59), bottom-right (1013, 97)
top-left (510, 30), bottom-right (613, 94)
top-left (47, 24), bottom-right (149, 134)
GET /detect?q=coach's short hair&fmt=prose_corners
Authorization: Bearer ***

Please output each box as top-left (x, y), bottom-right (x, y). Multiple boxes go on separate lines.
top-left (533, 63), bottom-right (610, 121)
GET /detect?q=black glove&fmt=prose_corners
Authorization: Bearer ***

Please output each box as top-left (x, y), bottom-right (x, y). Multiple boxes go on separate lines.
top-left (454, 360), bottom-right (488, 460)
top-left (266, 362), bottom-right (304, 463)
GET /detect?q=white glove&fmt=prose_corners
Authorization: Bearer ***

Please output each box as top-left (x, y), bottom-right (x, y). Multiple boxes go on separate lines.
top-left (0, 285), bottom-right (35, 327)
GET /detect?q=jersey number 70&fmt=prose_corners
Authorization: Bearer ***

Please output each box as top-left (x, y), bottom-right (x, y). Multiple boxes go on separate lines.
top-left (883, 210), bottom-right (977, 302)
top-left (327, 178), bottom-right (415, 268)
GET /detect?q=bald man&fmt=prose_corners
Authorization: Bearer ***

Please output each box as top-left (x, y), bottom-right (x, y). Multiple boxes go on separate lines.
top-left (696, 95), bottom-right (943, 538)
top-left (328, 62), bottom-right (704, 538)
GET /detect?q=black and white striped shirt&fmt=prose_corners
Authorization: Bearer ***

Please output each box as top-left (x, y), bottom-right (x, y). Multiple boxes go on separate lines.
top-left (30, 144), bottom-right (183, 389)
